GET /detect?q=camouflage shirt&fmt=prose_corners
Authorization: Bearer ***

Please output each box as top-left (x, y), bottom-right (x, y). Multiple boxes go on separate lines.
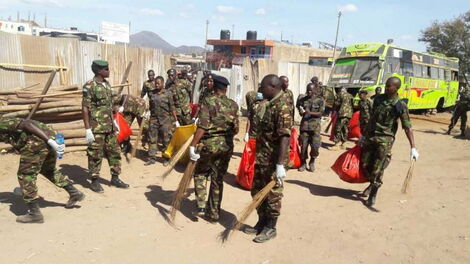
top-left (0, 118), bottom-right (54, 151)
top-left (299, 95), bottom-right (325, 132)
top-left (458, 86), bottom-right (470, 104)
top-left (282, 88), bottom-right (295, 124)
top-left (168, 80), bottom-right (192, 117)
top-left (198, 94), bottom-right (239, 153)
top-left (82, 77), bottom-right (119, 134)
top-left (198, 87), bottom-right (213, 106)
top-left (141, 80), bottom-right (156, 98)
top-left (123, 95), bottom-right (146, 117)
top-left (358, 98), bottom-right (373, 125)
top-left (255, 91), bottom-right (293, 166)
top-left (245, 90), bottom-right (263, 137)
top-left (149, 89), bottom-right (176, 124)
top-left (365, 94), bottom-right (412, 143)
top-left (334, 91), bottom-right (353, 118)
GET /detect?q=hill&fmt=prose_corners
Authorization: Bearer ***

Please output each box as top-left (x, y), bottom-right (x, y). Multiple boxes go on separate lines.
top-left (130, 31), bottom-right (204, 55)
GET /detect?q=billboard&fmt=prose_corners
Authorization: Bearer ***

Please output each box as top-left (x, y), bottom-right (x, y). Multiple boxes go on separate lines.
top-left (101, 21), bottom-right (129, 43)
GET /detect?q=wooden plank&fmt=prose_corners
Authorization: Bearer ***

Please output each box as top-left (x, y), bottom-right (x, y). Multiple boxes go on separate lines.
top-left (26, 70), bottom-right (57, 120)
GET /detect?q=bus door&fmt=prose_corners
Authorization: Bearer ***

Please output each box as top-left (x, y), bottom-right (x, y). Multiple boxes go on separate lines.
top-left (403, 74), bottom-right (413, 106)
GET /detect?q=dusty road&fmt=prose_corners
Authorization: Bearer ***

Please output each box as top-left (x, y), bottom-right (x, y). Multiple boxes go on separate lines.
top-left (0, 113), bottom-right (469, 264)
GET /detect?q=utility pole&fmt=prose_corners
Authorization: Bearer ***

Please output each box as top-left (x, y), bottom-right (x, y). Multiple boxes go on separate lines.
top-left (332, 11), bottom-right (342, 64)
top-left (204, 20), bottom-right (209, 69)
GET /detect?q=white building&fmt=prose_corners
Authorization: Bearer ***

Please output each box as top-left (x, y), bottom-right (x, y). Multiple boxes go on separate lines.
top-left (0, 19), bottom-right (40, 35)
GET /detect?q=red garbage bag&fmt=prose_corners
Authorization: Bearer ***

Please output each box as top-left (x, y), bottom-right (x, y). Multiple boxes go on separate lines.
top-left (236, 138), bottom-right (256, 190)
top-left (329, 112), bottom-right (338, 142)
top-left (189, 104), bottom-right (198, 118)
top-left (113, 113), bottom-right (132, 143)
top-left (331, 145), bottom-right (368, 183)
top-left (289, 127), bottom-right (301, 169)
top-left (348, 111), bottom-right (362, 139)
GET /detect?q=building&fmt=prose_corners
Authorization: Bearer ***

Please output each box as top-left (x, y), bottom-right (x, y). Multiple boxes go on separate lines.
top-left (0, 19), bottom-right (40, 36)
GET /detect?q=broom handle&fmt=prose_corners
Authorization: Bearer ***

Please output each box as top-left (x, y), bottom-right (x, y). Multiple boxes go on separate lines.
top-left (131, 118), bottom-right (145, 159)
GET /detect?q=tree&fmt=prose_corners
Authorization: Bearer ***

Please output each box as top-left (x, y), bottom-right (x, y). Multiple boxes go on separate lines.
top-left (419, 11), bottom-right (470, 82)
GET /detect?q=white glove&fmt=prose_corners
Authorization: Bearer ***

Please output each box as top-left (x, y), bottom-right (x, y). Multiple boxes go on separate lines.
top-left (85, 129), bottom-right (95, 144)
top-left (192, 118), bottom-right (199, 124)
top-left (47, 139), bottom-right (65, 156)
top-left (244, 132), bottom-right (249, 142)
top-left (175, 121), bottom-right (181, 128)
top-left (118, 106), bottom-right (124, 113)
top-left (113, 119), bottom-right (120, 133)
top-left (411, 148), bottom-right (419, 161)
top-left (275, 164), bottom-right (286, 184)
top-left (189, 146), bottom-right (200, 161)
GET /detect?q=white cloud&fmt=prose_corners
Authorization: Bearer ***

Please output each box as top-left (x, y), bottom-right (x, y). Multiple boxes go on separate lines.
top-left (185, 3), bottom-right (195, 9)
top-left (255, 8), bottom-right (266, 15)
top-left (338, 4), bottom-right (358, 13)
top-left (179, 12), bottom-right (188, 18)
top-left (216, 5), bottom-right (241, 14)
top-left (211, 15), bottom-right (225, 22)
top-left (140, 8), bottom-right (164, 16)
top-left (20, 0), bottom-right (63, 7)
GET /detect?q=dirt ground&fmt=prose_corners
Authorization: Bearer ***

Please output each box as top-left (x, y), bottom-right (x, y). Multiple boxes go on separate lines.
top-left (0, 113), bottom-right (469, 264)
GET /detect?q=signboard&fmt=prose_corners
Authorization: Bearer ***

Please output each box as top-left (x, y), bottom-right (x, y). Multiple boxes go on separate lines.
top-left (100, 21), bottom-right (129, 43)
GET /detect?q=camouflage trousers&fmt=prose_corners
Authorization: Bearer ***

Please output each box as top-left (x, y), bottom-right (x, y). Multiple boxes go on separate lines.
top-left (87, 133), bottom-right (121, 179)
top-left (299, 129), bottom-right (321, 163)
top-left (177, 112), bottom-right (192, 126)
top-left (449, 102), bottom-right (468, 133)
top-left (252, 165), bottom-right (284, 220)
top-left (359, 119), bottom-right (368, 135)
top-left (148, 118), bottom-right (174, 159)
top-left (334, 117), bottom-right (350, 143)
top-left (193, 149), bottom-right (232, 219)
top-left (18, 142), bottom-right (70, 202)
top-left (360, 140), bottom-right (392, 188)
top-left (141, 119), bottom-right (150, 149)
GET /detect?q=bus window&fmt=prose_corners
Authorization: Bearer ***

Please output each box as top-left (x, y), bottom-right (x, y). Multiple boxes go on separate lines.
top-left (386, 63), bottom-right (392, 74)
top-left (423, 67), bottom-right (429, 78)
top-left (438, 68), bottom-right (444, 80)
top-left (451, 71), bottom-right (458, 81)
top-left (413, 65), bottom-right (422, 77)
top-left (430, 67), bottom-right (438, 79)
top-left (403, 62), bottom-right (413, 75)
top-left (445, 70), bottom-right (451, 81)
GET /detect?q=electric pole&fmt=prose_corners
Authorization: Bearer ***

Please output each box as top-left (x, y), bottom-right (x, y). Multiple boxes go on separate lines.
top-left (332, 11), bottom-right (342, 64)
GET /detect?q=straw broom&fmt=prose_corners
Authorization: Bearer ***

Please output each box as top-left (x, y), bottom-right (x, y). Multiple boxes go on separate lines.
top-left (161, 135), bottom-right (194, 179)
top-left (169, 159), bottom-right (198, 223)
top-left (401, 160), bottom-right (416, 194)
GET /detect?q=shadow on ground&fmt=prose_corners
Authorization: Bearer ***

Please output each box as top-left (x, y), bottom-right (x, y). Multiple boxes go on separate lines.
top-left (0, 192), bottom-right (65, 216)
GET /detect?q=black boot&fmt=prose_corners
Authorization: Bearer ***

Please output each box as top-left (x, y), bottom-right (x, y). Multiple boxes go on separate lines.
top-left (298, 164), bottom-right (306, 172)
top-left (90, 178), bottom-right (104, 193)
top-left (243, 216), bottom-right (266, 235)
top-left (307, 159), bottom-right (316, 172)
top-left (144, 158), bottom-right (156, 166)
top-left (365, 185), bottom-right (379, 207)
top-left (446, 127), bottom-right (452, 135)
top-left (16, 200), bottom-right (44, 224)
top-left (193, 208), bottom-right (205, 218)
top-left (111, 176), bottom-right (129, 189)
top-left (253, 218), bottom-right (277, 243)
top-left (63, 184), bottom-right (85, 208)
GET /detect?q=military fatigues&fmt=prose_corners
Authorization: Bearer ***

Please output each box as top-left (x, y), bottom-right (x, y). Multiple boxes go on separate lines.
top-left (193, 94), bottom-right (239, 219)
top-left (141, 80), bottom-right (156, 98)
top-left (245, 90), bottom-right (263, 138)
top-left (0, 118), bottom-right (70, 202)
top-left (122, 95), bottom-right (146, 126)
top-left (198, 86), bottom-right (213, 105)
top-left (282, 88), bottom-right (295, 123)
top-left (168, 79), bottom-right (192, 125)
top-left (147, 89), bottom-right (176, 159)
top-left (298, 95), bottom-right (325, 165)
top-left (82, 77), bottom-right (122, 179)
top-left (361, 94), bottom-right (412, 188)
top-left (358, 97), bottom-right (373, 133)
top-left (333, 91), bottom-right (353, 143)
top-left (448, 86), bottom-right (470, 135)
top-left (253, 91), bottom-right (292, 222)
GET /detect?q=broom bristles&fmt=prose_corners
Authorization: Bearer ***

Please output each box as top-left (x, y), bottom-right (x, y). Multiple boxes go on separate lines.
top-left (169, 161), bottom-right (197, 222)
top-left (161, 135), bottom-right (194, 179)
top-left (401, 160), bottom-right (416, 194)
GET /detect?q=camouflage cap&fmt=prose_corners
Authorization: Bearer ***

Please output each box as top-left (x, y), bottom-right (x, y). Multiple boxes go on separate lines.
top-left (167, 69), bottom-right (176, 75)
top-left (92, 59), bottom-right (109, 68)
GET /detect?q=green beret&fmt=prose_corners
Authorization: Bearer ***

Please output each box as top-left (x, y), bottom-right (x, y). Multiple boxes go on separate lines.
top-left (167, 69), bottom-right (176, 75)
top-left (92, 60), bottom-right (109, 68)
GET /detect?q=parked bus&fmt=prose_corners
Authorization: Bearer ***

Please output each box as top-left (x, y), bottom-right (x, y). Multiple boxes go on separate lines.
top-left (326, 42), bottom-right (460, 110)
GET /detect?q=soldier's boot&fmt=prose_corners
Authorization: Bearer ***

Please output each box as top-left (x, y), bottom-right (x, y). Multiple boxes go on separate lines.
top-left (63, 184), bottom-right (85, 208)
top-left (193, 208), bottom-right (205, 218)
top-left (111, 176), bottom-right (129, 189)
top-left (298, 163), bottom-right (306, 172)
top-left (459, 131), bottom-right (466, 138)
top-left (16, 200), bottom-right (44, 224)
top-left (162, 159), bottom-right (170, 167)
top-left (361, 184), bottom-right (372, 197)
top-left (445, 127), bottom-right (452, 135)
top-left (365, 185), bottom-right (379, 207)
top-left (90, 178), bottom-right (104, 193)
top-left (144, 158), bottom-right (156, 166)
top-left (253, 218), bottom-right (277, 243)
top-left (243, 216), bottom-right (266, 235)
top-left (307, 159), bottom-right (316, 172)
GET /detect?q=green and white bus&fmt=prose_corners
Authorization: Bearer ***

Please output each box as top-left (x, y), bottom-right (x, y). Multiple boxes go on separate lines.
top-left (327, 42), bottom-right (460, 110)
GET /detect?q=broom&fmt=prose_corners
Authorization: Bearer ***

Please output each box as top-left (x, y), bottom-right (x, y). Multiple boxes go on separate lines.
top-left (401, 160), bottom-right (416, 194)
top-left (169, 159), bottom-right (198, 223)
top-left (161, 135), bottom-right (194, 179)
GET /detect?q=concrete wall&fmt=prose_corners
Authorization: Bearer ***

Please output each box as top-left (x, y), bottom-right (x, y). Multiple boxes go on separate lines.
top-left (272, 42), bottom-right (334, 63)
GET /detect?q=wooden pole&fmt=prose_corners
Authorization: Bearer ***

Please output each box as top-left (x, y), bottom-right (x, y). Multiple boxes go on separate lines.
top-left (31, 83), bottom-right (132, 98)
top-left (26, 70), bottom-right (56, 120)
top-left (118, 61), bottom-right (133, 94)
top-left (57, 53), bottom-right (65, 85)
top-left (131, 120), bottom-right (145, 159)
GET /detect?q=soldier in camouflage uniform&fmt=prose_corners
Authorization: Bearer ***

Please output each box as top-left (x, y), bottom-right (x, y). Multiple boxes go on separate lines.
top-left (361, 77), bottom-right (419, 207)
top-left (0, 118), bottom-right (85, 223)
top-left (166, 69), bottom-right (193, 125)
top-left (82, 60), bottom-right (129, 193)
top-left (446, 84), bottom-right (470, 137)
top-left (280, 76), bottom-right (295, 120)
top-left (243, 74), bottom-right (292, 243)
top-left (193, 73), bottom-right (214, 118)
top-left (141, 69), bottom-right (156, 98)
top-left (189, 75), bottom-right (239, 222)
top-left (332, 87), bottom-right (353, 150)
top-left (297, 84), bottom-right (325, 172)
top-left (244, 87), bottom-right (265, 142)
top-left (145, 76), bottom-right (178, 166)
top-left (118, 94), bottom-right (147, 126)
top-left (358, 90), bottom-right (373, 134)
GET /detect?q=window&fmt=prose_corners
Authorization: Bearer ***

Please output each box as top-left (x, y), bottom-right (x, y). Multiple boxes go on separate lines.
top-left (452, 71), bottom-right (458, 81)
top-left (386, 63), bottom-right (392, 74)
top-left (444, 70), bottom-right (451, 81)
top-left (438, 68), bottom-right (445, 80)
top-left (403, 62), bottom-right (413, 75)
top-left (259, 47), bottom-right (265, 54)
top-left (430, 67), bottom-right (438, 79)
top-left (423, 66), bottom-right (429, 78)
top-left (17, 26), bottom-right (25, 32)
top-left (413, 65), bottom-right (422, 77)
top-left (241, 47), bottom-right (246, 54)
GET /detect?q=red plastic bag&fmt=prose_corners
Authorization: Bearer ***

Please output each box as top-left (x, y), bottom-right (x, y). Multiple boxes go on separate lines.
top-left (331, 145), bottom-right (368, 183)
top-left (289, 127), bottom-right (301, 169)
top-left (236, 138), bottom-right (256, 190)
top-left (113, 113), bottom-right (132, 143)
top-left (348, 111), bottom-right (362, 139)
top-left (189, 104), bottom-right (198, 118)
top-left (329, 112), bottom-right (338, 142)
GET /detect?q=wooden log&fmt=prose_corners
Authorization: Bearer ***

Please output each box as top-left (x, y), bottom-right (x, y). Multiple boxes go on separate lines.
top-left (31, 83), bottom-right (132, 98)
top-left (65, 138), bottom-right (87, 146)
top-left (7, 97), bottom-right (72, 104)
top-left (50, 120), bottom-right (83, 131)
top-left (118, 62), bottom-right (133, 94)
top-left (66, 146), bottom-right (87, 152)
top-left (0, 83), bottom-right (42, 95)
top-left (0, 100), bottom-right (80, 112)
top-left (60, 129), bottom-right (85, 138)
top-left (26, 70), bottom-right (57, 120)
top-left (0, 142), bottom-right (13, 151)
top-left (3, 105), bottom-right (81, 118)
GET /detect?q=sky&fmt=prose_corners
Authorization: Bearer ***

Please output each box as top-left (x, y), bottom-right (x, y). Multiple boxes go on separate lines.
top-left (0, 0), bottom-right (468, 51)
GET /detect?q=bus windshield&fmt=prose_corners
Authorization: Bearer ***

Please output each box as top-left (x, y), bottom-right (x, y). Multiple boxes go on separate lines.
top-left (329, 57), bottom-right (380, 86)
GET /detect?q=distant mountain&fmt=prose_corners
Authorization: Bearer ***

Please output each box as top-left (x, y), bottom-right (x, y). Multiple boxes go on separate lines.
top-left (130, 31), bottom-right (204, 55)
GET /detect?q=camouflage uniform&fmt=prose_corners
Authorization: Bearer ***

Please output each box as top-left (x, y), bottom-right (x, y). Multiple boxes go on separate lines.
top-left (358, 97), bottom-right (373, 133)
top-left (193, 94), bottom-right (239, 219)
top-left (82, 77), bottom-right (122, 179)
top-left (448, 86), bottom-right (470, 134)
top-left (282, 88), bottom-right (295, 124)
top-left (333, 91), bottom-right (353, 143)
top-left (298, 95), bottom-right (325, 164)
top-left (198, 86), bottom-right (213, 105)
top-left (168, 79), bottom-right (192, 125)
top-left (245, 90), bottom-right (263, 137)
top-left (122, 95), bottom-right (146, 126)
top-left (361, 94), bottom-right (412, 188)
top-left (148, 89), bottom-right (176, 159)
top-left (253, 91), bottom-right (292, 222)
top-left (141, 80), bottom-right (156, 98)
top-left (0, 118), bottom-right (70, 203)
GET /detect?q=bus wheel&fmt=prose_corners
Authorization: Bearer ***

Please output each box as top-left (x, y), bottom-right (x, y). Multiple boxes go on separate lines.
top-left (436, 98), bottom-right (445, 113)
